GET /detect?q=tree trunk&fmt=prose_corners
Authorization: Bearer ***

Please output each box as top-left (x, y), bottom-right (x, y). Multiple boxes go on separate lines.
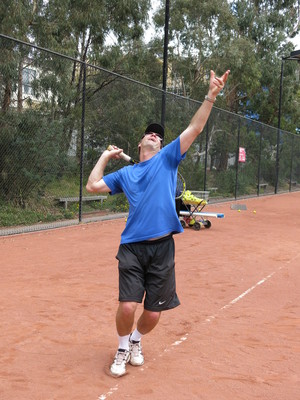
top-left (75, 31), bottom-right (91, 161)
top-left (17, 59), bottom-right (23, 112)
top-left (2, 81), bottom-right (12, 112)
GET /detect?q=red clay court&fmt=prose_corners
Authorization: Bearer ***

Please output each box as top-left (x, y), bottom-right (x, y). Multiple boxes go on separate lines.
top-left (0, 192), bottom-right (299, 399)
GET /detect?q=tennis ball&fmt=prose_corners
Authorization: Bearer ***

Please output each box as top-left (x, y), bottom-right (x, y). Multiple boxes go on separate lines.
top-left (238, 209), bottom-right (241, 212)
top-left (253, 210), bottom-right (256, 214)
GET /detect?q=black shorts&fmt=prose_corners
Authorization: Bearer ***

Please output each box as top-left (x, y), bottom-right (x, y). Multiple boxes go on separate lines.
top-left (116, 235), bottom-right (180, 312)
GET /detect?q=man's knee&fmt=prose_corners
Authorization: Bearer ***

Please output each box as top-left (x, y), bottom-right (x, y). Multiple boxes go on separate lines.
top-left (143, 309), bottom-right (161, 324)
top-left (118, 301), bottom-right (138, 318)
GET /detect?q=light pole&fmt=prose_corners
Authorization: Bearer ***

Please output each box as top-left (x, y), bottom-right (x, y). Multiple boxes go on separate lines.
top-left (275, 49), bottom-right (300, 194)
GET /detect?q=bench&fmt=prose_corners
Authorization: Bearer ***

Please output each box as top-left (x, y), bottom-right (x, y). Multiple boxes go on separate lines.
top-left (290, 181), bottom-right (297, 187)
top-left (56, 195), bottom-right (107, 210)
top-left (257, 183), bottom-right (268, 192)
top-left (207, 187), bottom-right (218, 193)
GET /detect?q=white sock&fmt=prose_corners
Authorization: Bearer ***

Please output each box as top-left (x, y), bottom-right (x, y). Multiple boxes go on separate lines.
top-left (118, 334), bottom-right (130, 351)
top-left (130, 328), bottom-right (143, 342)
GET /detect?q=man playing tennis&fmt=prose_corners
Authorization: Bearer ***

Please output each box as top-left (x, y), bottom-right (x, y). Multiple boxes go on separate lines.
top-left (86, 69), bottom-right (230, 377)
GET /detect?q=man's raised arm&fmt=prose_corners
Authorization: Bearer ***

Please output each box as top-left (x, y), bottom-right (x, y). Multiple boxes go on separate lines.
top-left (180, 69), bottom-right (230, 155)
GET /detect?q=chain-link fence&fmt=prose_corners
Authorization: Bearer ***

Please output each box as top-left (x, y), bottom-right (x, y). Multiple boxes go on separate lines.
top-left (1, 34), bottom-right (299, 235)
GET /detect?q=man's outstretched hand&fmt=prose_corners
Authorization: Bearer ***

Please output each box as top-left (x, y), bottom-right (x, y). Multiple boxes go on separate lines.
top-left (208, 69), bottom-right (230, 100)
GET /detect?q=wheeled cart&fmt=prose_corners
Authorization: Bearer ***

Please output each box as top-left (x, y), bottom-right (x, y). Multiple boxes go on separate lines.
top-left (176, 191), bottom-right (224, 231)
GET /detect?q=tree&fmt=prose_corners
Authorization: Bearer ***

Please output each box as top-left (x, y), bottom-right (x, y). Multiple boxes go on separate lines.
top-left (152, 0), bottom-right (300, 131)
top-left (0, 0), bottom-right (33, 111)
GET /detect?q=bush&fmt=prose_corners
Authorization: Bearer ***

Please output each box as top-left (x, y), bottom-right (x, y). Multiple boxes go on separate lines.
top-left (0, 109), bottom-right (73, 206)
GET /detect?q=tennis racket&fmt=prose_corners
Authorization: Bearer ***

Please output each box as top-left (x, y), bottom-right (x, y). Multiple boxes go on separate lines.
top-left (107, 145), bottom-right (186, 199)
top-left (175, 172), bottom-right (186, 199)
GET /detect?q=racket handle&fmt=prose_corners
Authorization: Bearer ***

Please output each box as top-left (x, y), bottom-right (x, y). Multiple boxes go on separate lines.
top-left (107, 145), bottom-right (132, 163)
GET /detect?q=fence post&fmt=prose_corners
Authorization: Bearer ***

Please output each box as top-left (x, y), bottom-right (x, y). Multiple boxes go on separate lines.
top-left (257, 128), bottom-right (263, 196)
top-left (78, 62), bottom-right (87, 223)
top-left (204, 120), bottom-right (209, 191)
top-left (234, 119), bottom-right (241, 199)
top-left (161, 0), bottom-right (170, 127)
top-left (289, 135), bottom-right (295, 192)
top-left (275, 59), bottom-right (284, 194)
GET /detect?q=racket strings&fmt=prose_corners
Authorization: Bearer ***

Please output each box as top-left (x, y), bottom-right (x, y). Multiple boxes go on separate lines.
top-left (176, 173), bottom-right (186, 199)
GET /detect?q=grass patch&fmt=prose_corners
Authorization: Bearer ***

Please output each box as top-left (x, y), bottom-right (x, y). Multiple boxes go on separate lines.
top-left (0, 201), bottom-right (76, 227)
top-left (0, 175), bottom-right (129, 228)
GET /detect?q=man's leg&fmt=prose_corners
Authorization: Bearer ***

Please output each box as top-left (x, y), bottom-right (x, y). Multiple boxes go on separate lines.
top-left (115, 304), bottom-right (160, 345)
top-left (137, 309), bottom-right (161, 334)
top-left (129, 309), bottom-right (161, 366)
top-left (116, 301), bottom-right (138, 337)
top-left (110, 301), bottom-right (137, 377)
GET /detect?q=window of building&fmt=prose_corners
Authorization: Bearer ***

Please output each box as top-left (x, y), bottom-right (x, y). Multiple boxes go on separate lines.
top-left (22, 67), bottom-right (36, 96)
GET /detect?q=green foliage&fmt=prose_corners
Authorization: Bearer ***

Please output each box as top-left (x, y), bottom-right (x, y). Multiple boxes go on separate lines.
top-left (214, 168), bottom-right (236, 196)
top-left (0, 201), bottom-right (45, 226)
top-left (180, 156), bottom-right (205, 190)
top-left (0, 198), bottom-right (75, 227)
top-left (153, 0), bottom-right (299, 131)
top-left (237, 163), bottom-right (258, 195)
top-left (103, 193), bottom-right (129, 213)
top-left (0, 109), bottom-right (75, 205)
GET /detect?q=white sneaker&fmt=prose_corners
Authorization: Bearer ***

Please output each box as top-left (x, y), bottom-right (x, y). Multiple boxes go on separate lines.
top-left (110, 349), bottom-right (130, 377)
top-left (129, 336), bottom-right (144, 366)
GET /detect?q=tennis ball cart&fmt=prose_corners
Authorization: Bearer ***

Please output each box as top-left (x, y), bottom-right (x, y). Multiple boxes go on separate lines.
top-left (176, 190), bottom-right (224, 231)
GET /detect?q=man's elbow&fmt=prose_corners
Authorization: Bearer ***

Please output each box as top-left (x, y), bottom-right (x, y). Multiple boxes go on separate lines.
top-left (189, 123), bottom-right (203, 136)
top-left (86, 182), bottom-right (96, 193)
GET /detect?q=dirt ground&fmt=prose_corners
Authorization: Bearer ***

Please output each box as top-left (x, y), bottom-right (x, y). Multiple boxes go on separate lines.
top-left (0, 192), bottom-right (299, 400)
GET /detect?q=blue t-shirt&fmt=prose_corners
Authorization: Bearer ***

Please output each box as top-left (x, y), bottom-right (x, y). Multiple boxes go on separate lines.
top-left (103, 136), bottom-right (186, 244)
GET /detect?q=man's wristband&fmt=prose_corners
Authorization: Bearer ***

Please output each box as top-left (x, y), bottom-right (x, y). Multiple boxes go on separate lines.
top-left (204, 95), bottom-right (216, 103)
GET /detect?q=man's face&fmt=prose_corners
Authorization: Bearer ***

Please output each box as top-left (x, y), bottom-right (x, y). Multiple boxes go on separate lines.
top-left (138, 131), bottom-right (164, 156)
top-left (141, 132), bottom-right (163, 148)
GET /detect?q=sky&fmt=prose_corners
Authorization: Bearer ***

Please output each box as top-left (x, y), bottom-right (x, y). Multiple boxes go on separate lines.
top-left (144, 0), bottom-right (161, 43)
top-left (291, 34), bottom-right (300, 49)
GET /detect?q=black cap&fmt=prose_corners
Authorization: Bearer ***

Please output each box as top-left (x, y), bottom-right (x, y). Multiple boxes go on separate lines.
top-left (144, 123), bottom-right (164, 140)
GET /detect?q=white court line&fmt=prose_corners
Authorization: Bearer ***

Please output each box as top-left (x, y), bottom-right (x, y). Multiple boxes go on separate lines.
top-left (204, 270), bottom-right (277, 323)
top-left (97, 253), bottom-right (299, 399)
